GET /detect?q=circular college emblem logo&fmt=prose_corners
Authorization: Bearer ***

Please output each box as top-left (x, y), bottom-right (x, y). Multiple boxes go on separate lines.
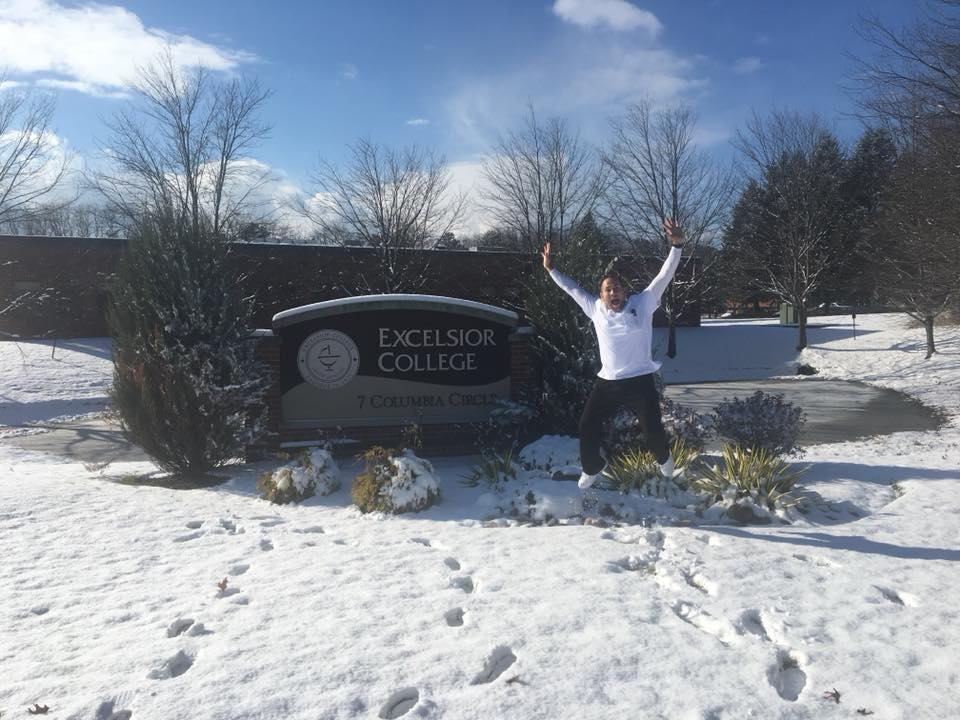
top-left (297, 330), bottom-right (360, 390)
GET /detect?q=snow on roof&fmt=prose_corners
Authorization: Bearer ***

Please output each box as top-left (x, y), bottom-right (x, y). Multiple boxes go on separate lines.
top-left (272, 294), bottom-right (520, 328)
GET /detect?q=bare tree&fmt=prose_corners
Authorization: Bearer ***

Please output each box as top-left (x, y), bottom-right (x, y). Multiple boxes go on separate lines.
top-left (726, 109), bottom-right (849, 350)
top-left (297, 138), bottom-right (466, 293)
top-left (90, 48), bottom-right (272, 236)
top-left (851, 1), bottom-right (960, 355)
top-left (853, 2), bottom-right (960, 131)
top-left (0, 79), bottom-right (71, 227)
top-left (604, 99), bottom-right (734, 357)
top-left (871, 123), bottom-right (959, 358)
top-left (480, 106), bottom-right (606, 255)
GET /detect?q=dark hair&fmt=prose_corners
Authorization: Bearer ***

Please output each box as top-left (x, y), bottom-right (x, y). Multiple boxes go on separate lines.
top-left (598, 272), bottom-right (626, 292)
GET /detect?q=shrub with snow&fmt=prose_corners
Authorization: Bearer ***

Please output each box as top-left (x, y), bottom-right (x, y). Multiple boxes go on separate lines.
top-left (461, 449), bottom-right (520, 492)
top-left (352, 447), bottom-right (440, 514)
top-left (712, 391), bottom-right (805, 457)
top-left (109, 213), bottom-right (266, 477)
top-left (517, 435), bottom-right (581, 476)
top-left (257, 448), bottom-right (341, 504)
top-left (692, 444), bottom-right (807, 520)
top-left (604, 398), bottom-right (714, 458)
top-left (604, 440), bottom-right (700, 505)
top-left (473, 400), bottom-right (538, 454)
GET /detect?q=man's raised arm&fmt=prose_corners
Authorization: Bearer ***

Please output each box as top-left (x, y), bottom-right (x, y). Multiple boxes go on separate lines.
top-left (541, 242), bottom-right (595, 318)
top-left (644, 218), bottom-right (685, 304)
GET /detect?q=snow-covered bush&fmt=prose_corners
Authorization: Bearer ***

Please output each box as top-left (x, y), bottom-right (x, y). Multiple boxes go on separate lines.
top-left (604, 439), bottom-right (699, 504)
top-left (460, 449), bottom-right (520, 492)
top-left (257, 448), bottom-right (341, 504)
top-left (692, 444), bottom-right (806, 512)
top-left (604, 398), bottom-right (714, 458)
top-left (351, 447), bottom-right (440, 514)
top-left (712, 391), bottom-right (805, 457)
top-left (517, 435), bottom-right (580, 476)
top-left (661, 397), bottom-right (715, 451)
top-left (109, 212), bottom-right (266, 477)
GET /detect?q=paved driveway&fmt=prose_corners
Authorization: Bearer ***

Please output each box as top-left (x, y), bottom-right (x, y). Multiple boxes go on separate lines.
top-left (3, 379), bottom-right (945, 463)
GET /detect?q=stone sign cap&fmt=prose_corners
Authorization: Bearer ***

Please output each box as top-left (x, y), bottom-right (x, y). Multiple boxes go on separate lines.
top-left (273, 294), bottom-right (519, 329)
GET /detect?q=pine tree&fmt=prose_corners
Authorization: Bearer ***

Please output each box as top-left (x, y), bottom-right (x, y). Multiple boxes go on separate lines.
top-left (109, 212), bottom-right (266, 478)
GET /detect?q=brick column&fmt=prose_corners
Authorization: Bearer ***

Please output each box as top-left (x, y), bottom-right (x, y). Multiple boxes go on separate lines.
top-left (509, 326), bottom-right (536, 401)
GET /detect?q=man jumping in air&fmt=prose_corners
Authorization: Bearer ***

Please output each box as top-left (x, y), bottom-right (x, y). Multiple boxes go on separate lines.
top-left (541, 218), bottom-right (685, 489)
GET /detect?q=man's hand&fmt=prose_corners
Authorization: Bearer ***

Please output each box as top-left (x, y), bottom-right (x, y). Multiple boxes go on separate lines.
top-left (541, 242), bottom-right (553, 271)
top-left (662, 218), bottom-right (684, 247)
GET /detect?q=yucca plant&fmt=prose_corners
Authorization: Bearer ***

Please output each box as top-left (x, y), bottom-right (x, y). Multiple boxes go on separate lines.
top-left (604, 438), bottom-right (699, 497)
top-left (693, 444), bottom-right (806, 510)
top-left (460, 449), bottom-right (519, 491)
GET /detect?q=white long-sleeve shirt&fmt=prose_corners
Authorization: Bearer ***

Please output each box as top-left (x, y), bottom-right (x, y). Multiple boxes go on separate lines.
top-left (549, 246), bottom-right (682, 380)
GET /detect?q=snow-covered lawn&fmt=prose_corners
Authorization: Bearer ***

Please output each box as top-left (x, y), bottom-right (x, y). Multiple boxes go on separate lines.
top-left (1, 314), bottom-right (958, 719)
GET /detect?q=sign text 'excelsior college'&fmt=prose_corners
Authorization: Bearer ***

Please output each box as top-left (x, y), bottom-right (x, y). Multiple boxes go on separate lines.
top-left (272, 295), bottom-right (519, 427)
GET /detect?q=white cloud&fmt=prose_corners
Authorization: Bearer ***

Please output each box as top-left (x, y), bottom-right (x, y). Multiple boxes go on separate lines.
top-left (36, 79), bottom-right (129, 99)
top-left (405, 118), bottom-right (430, 126)
top-left (445, 38), bottom-right (706, 152)
top-left (0, 0), bottom-right (256, 96)
top-left (733, 57), bottom-right (763, 75)
top-left (339, 63), bottom-right (359, 81)
top-left (552, 0), bottom-right (662, 34)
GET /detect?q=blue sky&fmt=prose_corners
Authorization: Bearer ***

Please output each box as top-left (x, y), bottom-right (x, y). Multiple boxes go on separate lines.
top-left (0, 0), bottom-right (923, 233)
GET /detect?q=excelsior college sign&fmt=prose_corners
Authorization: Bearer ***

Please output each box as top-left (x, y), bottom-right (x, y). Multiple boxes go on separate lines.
top-left (273, 295), bottom-right (520, 427)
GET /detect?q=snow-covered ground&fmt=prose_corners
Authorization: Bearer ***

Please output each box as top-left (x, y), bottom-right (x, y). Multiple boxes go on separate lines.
top-left (1, 314), bottom-right (958, 719)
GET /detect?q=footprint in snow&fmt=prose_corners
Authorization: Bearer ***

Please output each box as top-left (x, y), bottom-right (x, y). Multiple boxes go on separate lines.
top-left (185, 520), bottom-right (203, 529)
top-left (259, 538), bottom-right (274, 552)
top-left (470, 646), bottom-right (517, 685)
top-left (259, 518), bottom-right (286, 528)
top-left (792, 553), bottom-right (837, 568)
top-left (293, 525), bottom-right (325, 534)
top-left (445, 608), bottom-right (465, 627)
top-left (173, 531), bottom-right (203, 543)
top-left (229, 563), bottom-right (250, 576)
top-left (148, 650), bottom-right (194, 679)
top-left (95, 697), bottom-right (133, 720)
top-left (738, 609), bottom-right (770, 642)
top-left (219, 518), bottom-right (241, 533)
top-left (874, 585), bottom-right (919, 607)
top-left (30, 606), bottom-right (49, 616)
top-left (607, 555), bottom-right (655, 574)
top-left (378, 687), bottom-right (419, 719)
top-left (409, 537), bottom-right (431, 547)
top-left (450, 576), bottom-right (474, 594)
top-left (767, 649), bottom-right (807, 702)
top-left (166, 618), bottom-right (194, 638)
top-left (671, 602), bottom-right (741, 647)
top-left (681, 568), bottom-right (718, 596)
top-left (443, 557), bottom-right (461, 571)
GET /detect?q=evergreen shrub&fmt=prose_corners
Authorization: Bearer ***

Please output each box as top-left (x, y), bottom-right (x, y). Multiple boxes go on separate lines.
top-left (712, 391), bottom-right (805, 457)
top-left (257, 448), bottom-right (341, 504)
top-left (109, 213), bottom-right (266, 477)
top-left (352, 446), bottom-right (440, 514)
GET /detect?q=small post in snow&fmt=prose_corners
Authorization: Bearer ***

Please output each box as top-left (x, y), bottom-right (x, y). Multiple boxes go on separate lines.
top-left (851, 312), bottom-right (857, 344)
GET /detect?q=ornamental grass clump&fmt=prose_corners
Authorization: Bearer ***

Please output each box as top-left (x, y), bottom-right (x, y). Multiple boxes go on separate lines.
top-left (460, 449), bottom-right (519, 492)
top-left (257, 448), bottom-right (341, 504)
top-left (604, 438), bottom-right (700, 502)
top-left (712, 391), bottom-right (805, 457)
top-left (352, 446), bottom-right (440, 514)
top-left (693, 444), bottom-right (807, 510)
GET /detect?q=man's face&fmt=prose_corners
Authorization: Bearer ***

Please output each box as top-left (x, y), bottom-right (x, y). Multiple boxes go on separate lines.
top-left (600, 277), bottom-right (626, 312)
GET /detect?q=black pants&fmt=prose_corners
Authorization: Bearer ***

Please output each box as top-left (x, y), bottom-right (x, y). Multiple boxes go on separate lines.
top-left (578, 373), bottom-right (670, 475)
